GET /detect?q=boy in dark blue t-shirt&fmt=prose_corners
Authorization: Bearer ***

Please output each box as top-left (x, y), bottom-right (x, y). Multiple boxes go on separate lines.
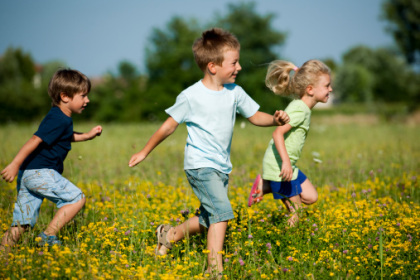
top-left (1, 69), bottom-right (102, 251)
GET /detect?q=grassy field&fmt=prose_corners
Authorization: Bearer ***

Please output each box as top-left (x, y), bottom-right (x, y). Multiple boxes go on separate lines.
top-left (0, 114), bottom-right (419, 279)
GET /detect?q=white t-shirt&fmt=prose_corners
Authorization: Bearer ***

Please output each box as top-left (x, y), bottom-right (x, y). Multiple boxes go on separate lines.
top-left (166, 80), bottom-right (259, 174)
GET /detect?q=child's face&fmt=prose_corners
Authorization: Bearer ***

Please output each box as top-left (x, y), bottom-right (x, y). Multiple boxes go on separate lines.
top-left (214, 49), bottom-right (242, 84)
top-left (312, 74), bottom-right (332, 103)
top-left (66, 91), bottom-right (90, 115)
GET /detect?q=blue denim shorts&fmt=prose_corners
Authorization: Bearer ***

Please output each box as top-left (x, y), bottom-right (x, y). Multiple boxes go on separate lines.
top-left (269, 170), bottom-right (307, 199)
top-left (185, 168), bottom-right (234, 228)
top-left (11, 169), bottom-right (84, 228)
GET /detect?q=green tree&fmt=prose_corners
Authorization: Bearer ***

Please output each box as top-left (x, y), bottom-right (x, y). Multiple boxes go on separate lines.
top-left (118, 60), bottom-right (138, 82)
top-left (142, 3), bottom-right (288, 120)
top-left (0, 47), bottom-right (46, 122)
top-left (382, 0), bottom-right (420, 65)
top-left (142, 17), bottom-right (202, 121)
top-left (89, 61), bottom-right (146, 122)
top-left (334, 45), bottom-right (420, 108)
top-left (334, 64), bottom-right (374, 103)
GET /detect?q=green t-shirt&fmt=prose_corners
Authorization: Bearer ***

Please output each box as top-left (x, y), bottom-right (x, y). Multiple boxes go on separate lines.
top-left (262, 99), bottom-right (311, 182)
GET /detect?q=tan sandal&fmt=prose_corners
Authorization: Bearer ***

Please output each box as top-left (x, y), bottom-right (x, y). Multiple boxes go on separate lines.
top-left (155, 224), bottom-right (173, 255)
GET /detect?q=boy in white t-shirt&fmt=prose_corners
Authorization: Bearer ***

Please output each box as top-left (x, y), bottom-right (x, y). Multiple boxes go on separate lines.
top-left (129, 28), bottom-right (289, 276)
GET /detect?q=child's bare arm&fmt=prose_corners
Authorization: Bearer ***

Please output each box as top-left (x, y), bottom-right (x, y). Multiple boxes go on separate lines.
top-left (247, 110), bottom-right (289, 127)
top-left (1, 135), bottom-right (43, 182)
top-left (129, 117), bottom-right (179, 167)
top-left (72, 126), bottom-right (102, 142)
top-left (272, 124), bottom-right (293, 181)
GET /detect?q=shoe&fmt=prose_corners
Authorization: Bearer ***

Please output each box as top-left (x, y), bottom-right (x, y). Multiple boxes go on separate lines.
top-left (248, 174), bottom-right (263, 207)
top-left (37, 232), bottom-right (62, 246)
top-left (155, 224), bottom-right (173, 255)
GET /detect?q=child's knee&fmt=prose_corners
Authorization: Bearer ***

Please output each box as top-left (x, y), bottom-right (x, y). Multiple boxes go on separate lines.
top-left (307, 192), bottom-right (318, 204)
top-left (69, 194), bottom-right (86, 209)
top-left (301, 181), bottom-right (318, 205)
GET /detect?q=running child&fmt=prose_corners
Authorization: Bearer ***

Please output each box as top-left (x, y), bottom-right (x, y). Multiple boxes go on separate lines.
top-left (129, 28), bottom-right (289, 276)
top-left (248, 59), bottom-right (332, 226)
top-left (1, 69), bottom-right (102, 252)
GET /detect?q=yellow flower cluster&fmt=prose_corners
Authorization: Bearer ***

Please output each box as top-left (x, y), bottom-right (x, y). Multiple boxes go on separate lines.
top-left (0, 173), bottom-right (418, 279)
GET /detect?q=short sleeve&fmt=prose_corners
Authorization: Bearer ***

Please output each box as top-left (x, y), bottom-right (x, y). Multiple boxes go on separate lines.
top-left (285, 103), bottom-right (305, 128)
top-left (165, 93), bottom-right (189, 124)
top-left (235, 86), bottom-right (259, 118)
top-left (35, 113), bottom-right (71, 145)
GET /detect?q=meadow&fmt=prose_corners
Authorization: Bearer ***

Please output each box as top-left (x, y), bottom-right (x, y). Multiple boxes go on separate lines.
top-left (0, 113), bottom-right (419, 279)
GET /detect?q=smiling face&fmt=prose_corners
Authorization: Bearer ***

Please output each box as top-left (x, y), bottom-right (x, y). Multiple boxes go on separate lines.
top-left (214, 49), bottom-right (242, 85)
top-left (311, 73), bottom-right (332, 103)
top-left (69, 92), bottom-right (90, 114)
top-left (60, 91), bottom-right (90, 116)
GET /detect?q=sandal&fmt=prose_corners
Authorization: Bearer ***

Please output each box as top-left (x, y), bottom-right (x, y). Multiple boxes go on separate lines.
top-left (155, 224), bottom-right (173, 255)
top-left (248, 174), bottom-right (263, 207)
top-left (37, 232), bottom-right (62, 246)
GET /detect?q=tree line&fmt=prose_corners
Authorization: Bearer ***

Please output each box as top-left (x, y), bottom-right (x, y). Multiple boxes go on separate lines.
top-left (1, 2), bottom-right (419, 123)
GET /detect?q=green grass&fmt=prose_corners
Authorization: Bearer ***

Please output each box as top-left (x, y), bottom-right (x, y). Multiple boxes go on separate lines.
top-left (0, 115), bottom-right (419, 279)
top-left (1, 115), bottom-right (418, 187)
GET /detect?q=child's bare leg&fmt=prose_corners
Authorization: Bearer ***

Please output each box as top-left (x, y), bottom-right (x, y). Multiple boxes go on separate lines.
top-left (252, 178), bottom-right (272, 203)
top-left (207, 221), bottom-right (227, 274)
top-left (299, 179), bottom-right (318, 205)
top-left (281, 195), bottom-right (302, 227)
top-left (1, 225), bottom-right (29, 252)
top-left (43, 196), bottom-right (86, 236)
top-left (262, 179), bottom-right (271, 195)
top-left (158, 216), bottom-right (205, 255)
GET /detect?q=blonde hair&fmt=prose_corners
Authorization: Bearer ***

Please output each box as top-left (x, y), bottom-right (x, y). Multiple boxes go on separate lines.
top-left (192, 28), bottom-right (240, 72)
top-left (48, 69), bottom-right (91, 106)
top-left (265, 59), bottom-right (330, 98)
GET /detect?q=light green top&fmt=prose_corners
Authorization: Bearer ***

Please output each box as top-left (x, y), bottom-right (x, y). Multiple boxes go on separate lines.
top-left (262, 99), bottom-right (311, 181)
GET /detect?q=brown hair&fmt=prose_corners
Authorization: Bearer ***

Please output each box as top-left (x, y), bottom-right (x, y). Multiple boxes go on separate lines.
top-left (48, 69), bottom-right (91, 106)
top-left (265, 60), bottom-right (330, 98)
top-left (192, 28), bottom-right (240, 72)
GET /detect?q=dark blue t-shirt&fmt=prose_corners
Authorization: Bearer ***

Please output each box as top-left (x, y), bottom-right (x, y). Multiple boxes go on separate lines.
top-left (20, 106), bottom-right (73, 174)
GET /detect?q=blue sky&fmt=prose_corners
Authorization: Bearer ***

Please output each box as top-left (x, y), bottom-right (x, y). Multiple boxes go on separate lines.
top-left (0, 0), bottom-right (394, 77)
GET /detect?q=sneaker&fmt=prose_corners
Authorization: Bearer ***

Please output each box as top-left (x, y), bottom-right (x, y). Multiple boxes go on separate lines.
top-left (37, 232), bottom-right (62, 246)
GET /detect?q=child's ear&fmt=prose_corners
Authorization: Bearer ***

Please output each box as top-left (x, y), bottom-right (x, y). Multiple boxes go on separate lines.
top-left (207, 62), bottom-right (217, 75)
top-left (60, 92), bottom-right (71, 103)
top-left (306, 85), bottom-right (314, 96)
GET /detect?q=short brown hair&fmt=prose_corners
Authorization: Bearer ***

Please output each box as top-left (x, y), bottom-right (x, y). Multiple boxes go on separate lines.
top-left (48, 69), bottom-right (91, 106)
top-left (192, 28), bottom-right (240, 72)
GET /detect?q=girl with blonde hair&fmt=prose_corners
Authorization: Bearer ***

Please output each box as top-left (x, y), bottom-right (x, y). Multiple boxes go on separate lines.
top-left (248, 59), bottom-right (332, 226)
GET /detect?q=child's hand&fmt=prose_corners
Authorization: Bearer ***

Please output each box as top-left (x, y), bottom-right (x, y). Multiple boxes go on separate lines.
top-left (1, 163), bottom-right (19, 183)
top-left (129, 152), bottom-right (146, 167)
top-left (273, 110), bottom-right (290, 126)
top-left (73, 126), bottom-right (102, 142)
top-left (89, 125), bottom-right (102, 139)
top-left (280, 162), bottom-right (293, 182)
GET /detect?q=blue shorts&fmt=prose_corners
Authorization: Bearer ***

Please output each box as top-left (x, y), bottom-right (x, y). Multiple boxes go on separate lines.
top-left (11, 169), bottom-right (84, 228)
top-left (185, 168), bottom-right (234, 228)
top-left (269, 170), bottom-right (307, 199)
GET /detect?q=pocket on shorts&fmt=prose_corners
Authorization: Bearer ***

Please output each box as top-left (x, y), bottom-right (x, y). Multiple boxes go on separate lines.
top-left (23, 169), bottom-right (82, 203)
top-left (22, 170), bottom-right (50, 193)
